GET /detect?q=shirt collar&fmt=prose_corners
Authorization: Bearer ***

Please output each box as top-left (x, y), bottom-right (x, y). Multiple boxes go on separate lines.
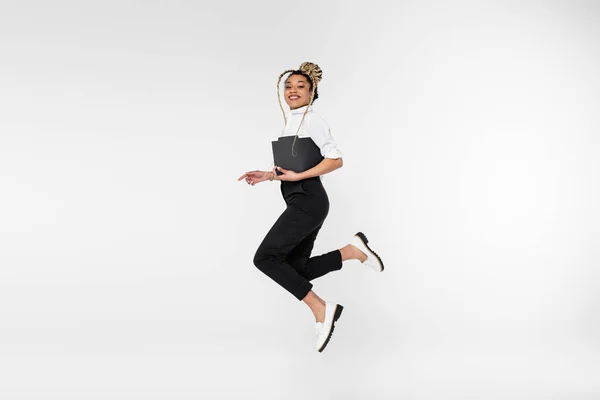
top-left (290, 104), bottom-right (314, 115)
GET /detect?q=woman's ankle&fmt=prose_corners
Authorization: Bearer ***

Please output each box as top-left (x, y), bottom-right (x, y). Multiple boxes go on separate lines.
top-left (313, 305), bottom-right (325, 323)
top-left (340, 244), bottom-right (366, 263)
top-left (303, 291), bottom-right (326, 322)
top-left (339, 244), bottom-right (355, 262)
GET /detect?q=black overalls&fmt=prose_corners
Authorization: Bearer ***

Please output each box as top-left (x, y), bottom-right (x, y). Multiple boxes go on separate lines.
top-left (253, 176), bottom-right (343, 300)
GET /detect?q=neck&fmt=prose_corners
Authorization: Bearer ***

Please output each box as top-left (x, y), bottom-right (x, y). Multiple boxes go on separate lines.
top-left (291, 104), bottom-right (309, 110)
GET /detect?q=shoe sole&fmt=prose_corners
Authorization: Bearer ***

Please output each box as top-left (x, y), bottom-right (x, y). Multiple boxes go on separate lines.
top-left (355, 232), bottom-right (384, 272)
top-left (317, 304), bottom-right (344, 353)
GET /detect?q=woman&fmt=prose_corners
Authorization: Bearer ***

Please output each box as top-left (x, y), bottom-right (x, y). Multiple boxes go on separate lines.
top-left (238, 62), bottom-right (384, 353)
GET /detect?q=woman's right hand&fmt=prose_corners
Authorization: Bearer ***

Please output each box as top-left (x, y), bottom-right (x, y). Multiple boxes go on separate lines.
top-left (238, 170), bottom-right (271, 186)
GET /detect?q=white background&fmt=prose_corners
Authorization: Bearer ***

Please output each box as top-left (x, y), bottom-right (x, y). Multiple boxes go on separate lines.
top-left (1, 1), bottom-right (599, 399)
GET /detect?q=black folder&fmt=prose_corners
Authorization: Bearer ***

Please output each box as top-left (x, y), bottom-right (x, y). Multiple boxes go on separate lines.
top-left (272, 136), bottom-right (324, 176)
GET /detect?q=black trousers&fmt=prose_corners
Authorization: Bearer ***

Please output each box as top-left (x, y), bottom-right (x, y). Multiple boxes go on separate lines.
top-left (253, 176), bottom-right (343, 301)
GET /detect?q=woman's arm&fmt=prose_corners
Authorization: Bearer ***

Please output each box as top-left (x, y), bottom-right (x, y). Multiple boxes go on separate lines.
top-left (297, 157), bottom-right (343, 179)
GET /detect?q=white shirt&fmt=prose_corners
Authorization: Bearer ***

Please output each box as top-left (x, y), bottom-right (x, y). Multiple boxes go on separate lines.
top-left (278, 104), bottom-right (343, 160)
top-left (269, 105), bottom-right (342, 181)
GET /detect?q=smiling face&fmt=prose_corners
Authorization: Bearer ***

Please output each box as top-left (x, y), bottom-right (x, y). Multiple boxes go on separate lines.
top-left (284, 74), bottom-right (312, 110)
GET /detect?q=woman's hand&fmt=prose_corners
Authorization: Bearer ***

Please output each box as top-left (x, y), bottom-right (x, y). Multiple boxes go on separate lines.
top-left (238, 170), bottom-right (271, 186)
top-left (273, 166), bottom-right (301, 182)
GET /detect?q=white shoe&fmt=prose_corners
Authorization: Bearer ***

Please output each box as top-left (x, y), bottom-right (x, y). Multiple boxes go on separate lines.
top-left (315, 302), bottom-right (344, 353)
top-left (351, 232), bottom-right (384, 272)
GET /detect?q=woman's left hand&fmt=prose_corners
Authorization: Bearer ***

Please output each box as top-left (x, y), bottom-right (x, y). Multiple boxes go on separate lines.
top-left (273, 166), bottom-right (301, 181)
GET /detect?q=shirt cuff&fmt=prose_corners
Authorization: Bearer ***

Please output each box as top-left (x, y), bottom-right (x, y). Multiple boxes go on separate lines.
top-left (323, 148), bottom-right (343, 159)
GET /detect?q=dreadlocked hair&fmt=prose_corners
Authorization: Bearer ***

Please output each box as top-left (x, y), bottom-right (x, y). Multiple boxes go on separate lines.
top-left (276, 61), bottom-right (323, 134)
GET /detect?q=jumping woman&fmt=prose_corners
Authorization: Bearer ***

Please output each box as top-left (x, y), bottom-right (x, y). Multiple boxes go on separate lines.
top-left (238, 61), bottom-right (384, 352)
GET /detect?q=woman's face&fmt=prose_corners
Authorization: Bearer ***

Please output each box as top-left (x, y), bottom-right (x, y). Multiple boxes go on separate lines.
top-left (284, 74), bottom-right (311, 110)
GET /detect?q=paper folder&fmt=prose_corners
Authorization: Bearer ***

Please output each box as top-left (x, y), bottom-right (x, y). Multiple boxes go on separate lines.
top-left (272, 136), bottom-right (324, 176)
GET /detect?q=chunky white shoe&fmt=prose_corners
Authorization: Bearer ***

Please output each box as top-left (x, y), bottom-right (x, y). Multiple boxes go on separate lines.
top-left (352, 232), bottom-right (384, 272)
top-left (315, 302), bottom-right (344, 353)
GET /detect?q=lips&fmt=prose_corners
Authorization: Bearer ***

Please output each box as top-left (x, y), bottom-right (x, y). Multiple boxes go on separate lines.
top-left (289, 96), bottom-right (300, 100)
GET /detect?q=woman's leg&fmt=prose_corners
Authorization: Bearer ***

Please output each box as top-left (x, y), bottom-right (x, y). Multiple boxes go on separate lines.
top-left (287, 229), bottom-right (368, 323)
top-left (253, 203), bottom-right (325, 301)
top-left (287, 227), bottom-right (369, 282)
top-left (286, 223), bottom-right (342, 281)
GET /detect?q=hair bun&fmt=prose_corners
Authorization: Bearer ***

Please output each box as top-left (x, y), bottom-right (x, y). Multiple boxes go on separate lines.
top-left (299, 61), bottom-right (323, 86)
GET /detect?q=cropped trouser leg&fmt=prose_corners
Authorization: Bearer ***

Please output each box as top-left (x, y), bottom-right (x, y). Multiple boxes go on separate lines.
top-left (286, 222), bottom-right (342, 282)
